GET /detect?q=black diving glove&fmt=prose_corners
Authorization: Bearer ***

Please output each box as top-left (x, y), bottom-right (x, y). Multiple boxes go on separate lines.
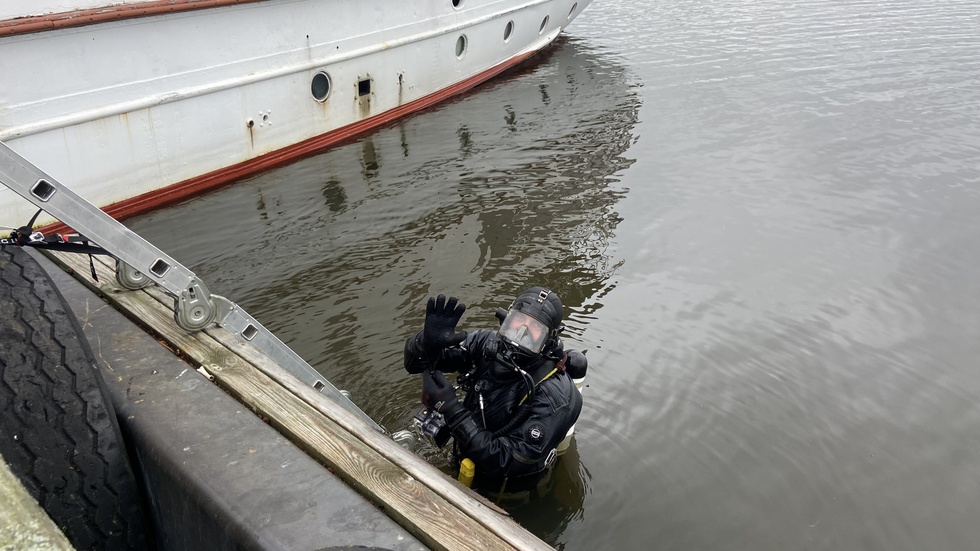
top-left (422, 370), bottom-right (480, 448)
top-left (421, 370), bottom-right (462, 416)
top-left (421, 294), bottom-right (467, 359)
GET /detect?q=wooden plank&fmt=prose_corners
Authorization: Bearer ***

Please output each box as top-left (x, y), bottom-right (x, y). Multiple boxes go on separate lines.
top-left (45, 250), bottom-right (553, 551)
top-left (213, 360), bottom-right (509, 551)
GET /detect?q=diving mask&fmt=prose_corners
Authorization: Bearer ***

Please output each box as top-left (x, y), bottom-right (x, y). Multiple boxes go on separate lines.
top-left (498, 309), bottom-right (550, 354)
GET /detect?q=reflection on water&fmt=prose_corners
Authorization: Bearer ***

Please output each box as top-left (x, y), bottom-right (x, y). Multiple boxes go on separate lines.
top-left (127, 33), bottom-right (639, 543)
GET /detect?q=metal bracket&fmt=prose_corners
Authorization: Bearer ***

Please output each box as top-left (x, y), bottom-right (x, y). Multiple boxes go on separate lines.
top-left (175, 279), bottom-right (217, 331)
top-left (115, 260), bottom-right (151, 290)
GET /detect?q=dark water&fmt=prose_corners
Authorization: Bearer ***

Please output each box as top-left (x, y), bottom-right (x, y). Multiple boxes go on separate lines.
top-left (127, 1), bottom-right (980, 549)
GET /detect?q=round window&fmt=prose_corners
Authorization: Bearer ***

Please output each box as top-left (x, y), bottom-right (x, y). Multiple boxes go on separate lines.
top-left (455, 35), bottom-right (468, 59)
top-left (311, 71), bottom-right (331, 102)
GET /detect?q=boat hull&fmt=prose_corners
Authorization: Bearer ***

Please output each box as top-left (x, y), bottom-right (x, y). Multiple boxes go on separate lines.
top-left (0, 0), bottom-right (591, 228)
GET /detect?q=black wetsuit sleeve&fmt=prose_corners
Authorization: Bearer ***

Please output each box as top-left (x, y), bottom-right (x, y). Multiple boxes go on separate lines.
top-left (403, 332), bottom-right (430, 374)
top-left (403, 330), bottom-right (480, 374)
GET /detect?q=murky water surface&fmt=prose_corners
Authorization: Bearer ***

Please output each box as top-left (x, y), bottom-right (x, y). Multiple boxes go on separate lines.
top-left (128, 1), bottom-right (980, 548)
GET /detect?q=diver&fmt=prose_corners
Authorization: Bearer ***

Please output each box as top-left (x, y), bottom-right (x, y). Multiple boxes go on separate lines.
top-left (404, 287), bottom-right (586, 486)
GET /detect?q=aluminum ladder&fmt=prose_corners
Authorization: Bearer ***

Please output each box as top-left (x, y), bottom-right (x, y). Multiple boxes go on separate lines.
top-left (0, 141), bottom-right (383, 432)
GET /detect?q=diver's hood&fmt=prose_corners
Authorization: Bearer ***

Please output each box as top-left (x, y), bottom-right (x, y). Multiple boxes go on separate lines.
top-left (496, 287), bottom-right (563, 356)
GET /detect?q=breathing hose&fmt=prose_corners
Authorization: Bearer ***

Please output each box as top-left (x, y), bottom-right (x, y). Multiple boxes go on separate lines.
top-left (491, 367), bottom-right (535, 437)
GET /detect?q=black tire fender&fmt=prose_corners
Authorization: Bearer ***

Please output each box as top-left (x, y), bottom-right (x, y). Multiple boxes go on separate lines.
top-left (0, 247), bottom-right (147, 550)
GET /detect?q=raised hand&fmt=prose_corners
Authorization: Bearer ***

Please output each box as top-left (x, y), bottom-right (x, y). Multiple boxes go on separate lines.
top-left (422, 294), bottom-right (466, 358)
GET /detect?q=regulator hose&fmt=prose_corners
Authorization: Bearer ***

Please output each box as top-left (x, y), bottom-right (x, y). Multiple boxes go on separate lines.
top-left (492, 368), bottom-right (535, 437)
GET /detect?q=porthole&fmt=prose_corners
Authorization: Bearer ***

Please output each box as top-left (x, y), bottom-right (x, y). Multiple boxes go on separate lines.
top-left (311, 71), bottom-right (331, 102)
top-left (567, 3), bottom-right (578, 20)
top-left (504, 20), bottom-right (514, 42)
top-left (455, 35), bottom-right (468, 59)
top-left (539, 15), bottom-right (550, 34)
top-left (452, 0), bottom-right (463, 8)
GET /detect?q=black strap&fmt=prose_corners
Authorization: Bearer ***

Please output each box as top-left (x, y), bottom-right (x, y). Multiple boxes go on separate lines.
top-left (4, 228), bottom-right (110, 256)
top-left (88, 254), bottom-right (99, 282)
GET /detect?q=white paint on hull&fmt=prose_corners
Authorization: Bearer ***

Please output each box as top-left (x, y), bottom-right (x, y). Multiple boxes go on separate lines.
top-left (0, 0), bottom-right (591, 227)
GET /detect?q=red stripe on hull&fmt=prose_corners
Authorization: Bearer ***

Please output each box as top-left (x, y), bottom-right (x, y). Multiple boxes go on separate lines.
top-left (40, 47), bottom-right (542, 235)
top-left (0, 0), bottom-right (267, 38)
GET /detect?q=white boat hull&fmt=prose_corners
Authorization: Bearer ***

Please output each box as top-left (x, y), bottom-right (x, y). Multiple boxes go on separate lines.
top-left (0, 0), bottom-right (591, 228)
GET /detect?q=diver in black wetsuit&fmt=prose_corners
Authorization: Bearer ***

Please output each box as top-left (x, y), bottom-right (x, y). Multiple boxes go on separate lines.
top-left (404, 287), bottom-right (586, 484)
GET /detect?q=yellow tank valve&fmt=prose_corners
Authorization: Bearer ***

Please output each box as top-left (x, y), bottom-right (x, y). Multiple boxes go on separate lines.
top-left (457, 458), bottom-right (476, 488)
